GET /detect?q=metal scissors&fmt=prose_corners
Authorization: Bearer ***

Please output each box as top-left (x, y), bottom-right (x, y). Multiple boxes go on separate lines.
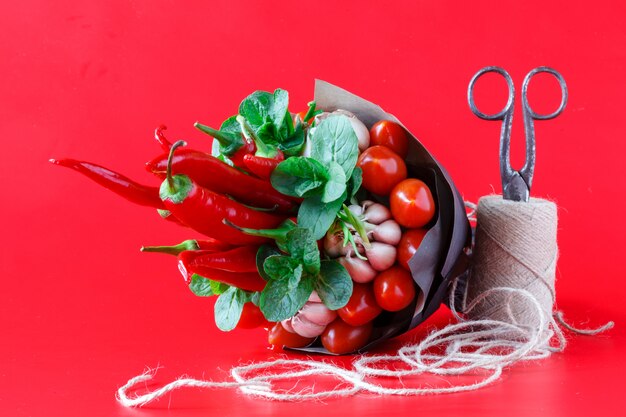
top-left (467, 66), bottom-right (568, 202)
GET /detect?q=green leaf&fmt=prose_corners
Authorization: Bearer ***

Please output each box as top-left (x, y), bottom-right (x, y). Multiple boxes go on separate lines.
top-left (315, 260), bottom-right (353, 310)
top-left (287, 264), bottom-right (303, 291)
top-left (322, 161), bottom-right (347, 203)
top-left (286, 228), bottom-right (320, 275)
top-left (260, 274), bottom-right (314, 322)
top-left (238, 89), bottom-right (291, 144)
top-left (263, 254), bottom-right (297, 280)
top-left (210, 139), bottom-right (235, 166)
top-left (270, 157), bottom-right (329, 198)
top-left (347, 167), bottom-right (363, 200)
top-left (189, 274), bottom-right (214, 297)
top-left (210, 280), bottom-right (230, 295)
top-left (310, 115), bottom-right (359, 179)
top-left (250, 292), bottom-right (261, 307)
top-left (298, 191), bottom-right (347, 240)
top-left (214, 286), bottom-right (247, 331)
top-left (220, 115), bottom-right (242, 135)
top-left (279, 118), bottom-right (305, 156)
top-left (270, 89), bottom-right (291, 139)
top-left (239, 92), bottom-right (272, 131)
top-left (256, 245), bottom-right (281, 281)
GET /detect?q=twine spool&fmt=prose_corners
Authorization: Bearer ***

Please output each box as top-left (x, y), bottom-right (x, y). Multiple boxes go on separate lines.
top-left (464, 196), bottom-right (557, 336)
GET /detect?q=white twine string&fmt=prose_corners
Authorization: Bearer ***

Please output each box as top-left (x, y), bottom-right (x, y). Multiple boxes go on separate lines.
top-left (116, 198), bottom-right (613, 406)
top-left (465, 200), bottom-right (478, 223)
top-left (117, 283), bottom-right (612, 406)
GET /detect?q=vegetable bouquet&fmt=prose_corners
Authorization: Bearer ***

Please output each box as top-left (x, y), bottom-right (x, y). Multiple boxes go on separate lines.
top-left (52, 81), bottom-right (470, 354)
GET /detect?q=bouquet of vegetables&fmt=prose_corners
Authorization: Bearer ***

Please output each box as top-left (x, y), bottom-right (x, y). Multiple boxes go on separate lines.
top-left (52, 81), bottom-right (470, 354)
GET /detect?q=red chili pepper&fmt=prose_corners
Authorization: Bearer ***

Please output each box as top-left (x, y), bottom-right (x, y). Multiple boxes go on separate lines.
top-left (154, 125), bottom-right (173, 152)
top-left (146, 148), bottom-right (298, 213)
top-left (179, 246), bottom-right (259, 273)
top-left (242, 150), bottom-right (285, 180)
top-left (160, 141), bottom-right (286, 245)
top-left (157, 209), bottom-right (186, 226)
top-left (229, 141), bottom-right (256, 167)
top-left (141, 238), bottom-right (233, 256)
top-left (178, 251), bottom-right (266, 292)
top-left (50, 158), bottom-right (164, 209)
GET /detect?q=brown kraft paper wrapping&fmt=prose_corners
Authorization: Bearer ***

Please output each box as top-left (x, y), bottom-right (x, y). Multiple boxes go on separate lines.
top-left (289, 80), bottom-right (471, 354)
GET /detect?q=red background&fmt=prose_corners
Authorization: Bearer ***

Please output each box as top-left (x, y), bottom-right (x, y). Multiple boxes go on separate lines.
top-left (2, 1), bottom-right (625, 416)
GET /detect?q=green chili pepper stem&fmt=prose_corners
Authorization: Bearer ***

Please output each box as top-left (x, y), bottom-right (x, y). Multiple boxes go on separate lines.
top-left (223, 218), bottom-right (295, 240)
top-left (166, 140), bottom-right (187, 190)
top-left (194, 122), bottom-right (240, 149)
top-left (235, 115), bottom-right (277, 158)
top-left (141, 240), bottom-right (200, 256)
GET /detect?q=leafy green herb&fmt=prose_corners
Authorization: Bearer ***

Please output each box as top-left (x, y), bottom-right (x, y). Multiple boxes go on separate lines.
top-left (278, 117), bottom-right (305, 156)
top-left (314, 260), bottom-right (353, 310)
top-left (347, 167), bottom-right (363, 201)
top-left (322, 162), bottom-right (347, 203)
top-left (256, 245), bottom-right (281, 281)
top-left (257, 226), bottom-right (322, 320)
top-left (210, 139), bottom-right (235, 166)
top-left (189, 274), bottom-right (215, 297)
top-left (263, 254), bottom-right (298, 281)
top-left (285, 228), bottom-right (320, 275)
top-left (297, 191), bottom-right (347, 240)
top-left (238, 89), bottom-right (292, 145)
top-left (259, 272), bottom-right (313, 322)
top-left (270, 157), bottom-right (330, 198)
top-left (250, 291), bottom-right (261, 307)
top-left (214, 286), bottom-right (249, 331)
top-left (310, 115), bottom-right (359, 179)
top-left (287, 114), bottom-right (360, 240)
top-left (210, 280), bottom-right (230, 295)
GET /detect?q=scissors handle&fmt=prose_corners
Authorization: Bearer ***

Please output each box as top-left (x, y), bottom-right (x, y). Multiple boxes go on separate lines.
top-left (467, 66), bottom-right (520, 199)
top-left (520, 67), bottom-right (568, 194)
top-left (522, 67), bottom-right (568, 121)
top-left (467, 66), bottom-right (515, 121)
top-left (467, 66), bottom-right (567, 202)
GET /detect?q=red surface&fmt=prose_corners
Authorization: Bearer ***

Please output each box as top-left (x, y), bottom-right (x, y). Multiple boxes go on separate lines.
top-left (2, 1), bottom-right (625, 416)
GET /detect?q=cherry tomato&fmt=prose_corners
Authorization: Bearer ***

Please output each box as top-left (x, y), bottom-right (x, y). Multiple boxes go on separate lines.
top-left (337, 282), bottom-right (382, 326)
top-left (390, 179), bottom-right (435, 228)
top-left (268, 322), bottom-right (315, 349)
top-left (321, 319), bottom-right (373, 354)
top-left (357, 146), bottom-right (407, 196)
top-left (373, 266), bottom-right (416, 312)
top-left (369, 120), bottom-right (410, 158)
top-left (397, 229), bottom-right (428, 270)
top-left (236, 303), bottom-right (268, 329)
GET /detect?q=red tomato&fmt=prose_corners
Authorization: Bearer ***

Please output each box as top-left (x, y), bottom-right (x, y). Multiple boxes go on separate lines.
top-left (398, 229), bottom-right (428, 270)
top-left (390, 179), bottom-right (435, 228)
top-left (321, 319), bottom-right (373, 354)
top-left (268, 322), bottom-right (315, 348)
top-left (236, 303), bottom-right (268, 329)
top-left (369, 120), bottom-right (410, 158)
top-left (373, 266), bottom-right (416, 311)
top-left (337, 282), bottom-right (382, 326)
top-left (357, 146), bottom-right (407, 196)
